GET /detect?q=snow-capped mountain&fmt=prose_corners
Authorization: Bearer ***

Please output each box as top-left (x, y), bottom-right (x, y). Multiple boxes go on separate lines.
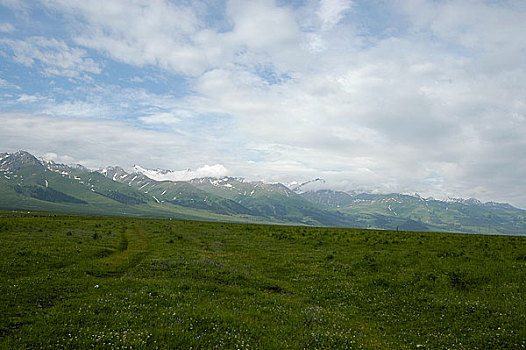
top-left (98, 167), bottom-right (342, 225)
top-left (132, 164), bottom-right (228, 182)
top-left (291, 178), bottom-right (328, 194)
top-left (1, 150), bottom-right (41, 170)
top-left (446, 197), bottom-right (483, 205)
top-left (189, 177), bottom-right (293, 199)
top-left (2, 150), bottom-right (526, 235)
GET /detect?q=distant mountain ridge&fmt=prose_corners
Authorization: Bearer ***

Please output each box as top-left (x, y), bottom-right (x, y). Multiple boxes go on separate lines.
top-left (1, 150), bottom-right (525, 235)
top-left (294, 189), bottom-right (526, 235)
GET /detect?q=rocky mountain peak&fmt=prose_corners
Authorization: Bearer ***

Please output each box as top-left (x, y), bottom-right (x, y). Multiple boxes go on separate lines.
top-left (0, 150), bottom-right (42, 171)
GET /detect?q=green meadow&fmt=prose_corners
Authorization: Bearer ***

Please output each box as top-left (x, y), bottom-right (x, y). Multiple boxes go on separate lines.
top-left (1, 213), bottom-right (525, 349)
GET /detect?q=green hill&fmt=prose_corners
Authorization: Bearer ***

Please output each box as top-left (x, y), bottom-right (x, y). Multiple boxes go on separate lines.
top-left (2, 151), bottom-right (526, 234)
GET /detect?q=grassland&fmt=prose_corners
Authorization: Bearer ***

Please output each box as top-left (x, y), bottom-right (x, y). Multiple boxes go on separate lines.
top-left (1, 213), bottom-right (525, 349)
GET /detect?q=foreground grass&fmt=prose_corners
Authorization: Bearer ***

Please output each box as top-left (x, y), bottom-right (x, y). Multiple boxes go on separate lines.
top-left (0, 213), bottom-right (525, 349)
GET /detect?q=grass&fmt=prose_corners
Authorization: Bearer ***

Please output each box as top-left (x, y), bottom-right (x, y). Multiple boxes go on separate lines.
top-left (1, 212), bottom-right (525, 349)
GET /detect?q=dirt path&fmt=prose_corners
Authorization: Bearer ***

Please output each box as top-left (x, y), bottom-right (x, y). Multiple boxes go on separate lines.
top-left (91, 224), bottom-right (148, 276)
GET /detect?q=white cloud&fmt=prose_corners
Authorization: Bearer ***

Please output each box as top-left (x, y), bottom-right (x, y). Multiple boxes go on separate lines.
top-left (399, 0), bottom-right (526, 54)
top-left (0, 0), bottom-right (29, 11)
top-left (173, 1), bottom-right (526, 206)
top-left (317, 0), bottom-right (353, 30)
top-left (139, 112), bottom-right (181, 126)
top-left (224, 0), bottom-right (302, 55)
top-left (0, 112), bottom-right (188, 169)
top-left (42, 0), bottom-right (207, 75)
top-left (0, 22), bottom-right (15, 33)
top-left (0, 112), bottom-right (244, 175)
top-left (41, 152), bottom-right (76, 165)
top-left (0, 36), bottom-right (102, 78)
top-left (134, 164), bottom-right (228, 182)
top-left (17, 94), bottom-right (45, 102)
top-left (2, 1), bottom-right (526, 207)
top-left (41, 100), bottom-right (111, 118)
top-left (37, 0), bottom-right (310, 76)
top-left (34, 86), bottom-right (187, 120)
top-left (0, 78), bottom-right (20, 90)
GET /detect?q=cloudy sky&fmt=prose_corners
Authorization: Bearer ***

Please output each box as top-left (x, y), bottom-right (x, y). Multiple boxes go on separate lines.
top-left (1, 0), bottom-right (525, 207)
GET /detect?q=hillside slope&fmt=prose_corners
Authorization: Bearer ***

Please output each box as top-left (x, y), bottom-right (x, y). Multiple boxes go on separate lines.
top-left (2, 151), bottom-right (526, 234)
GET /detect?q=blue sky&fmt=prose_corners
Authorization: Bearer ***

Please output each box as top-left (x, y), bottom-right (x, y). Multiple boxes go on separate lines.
top-left (1, 0), bottom-right (526, 207)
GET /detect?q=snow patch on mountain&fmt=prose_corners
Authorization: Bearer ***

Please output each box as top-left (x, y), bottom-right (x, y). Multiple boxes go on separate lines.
top-left (291, 178), bottom-right (328, 193)
top-left (39, 152), bottom-right (77, 167)
top-left (446, 197), bottom-right (483, 205)
top-left (133, 164), bottom-right (228, 182)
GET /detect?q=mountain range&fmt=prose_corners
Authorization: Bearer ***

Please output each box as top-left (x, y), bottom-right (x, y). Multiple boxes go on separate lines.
top-left (1, 150), bottom-right (525, 235)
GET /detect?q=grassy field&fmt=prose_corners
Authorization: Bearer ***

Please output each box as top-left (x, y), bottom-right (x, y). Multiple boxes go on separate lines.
top-left (1, 213), bottom-right (525, 349)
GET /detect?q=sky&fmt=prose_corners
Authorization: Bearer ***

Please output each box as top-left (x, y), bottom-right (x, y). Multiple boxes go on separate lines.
top-left (1, 0), bottom-right (525, 207)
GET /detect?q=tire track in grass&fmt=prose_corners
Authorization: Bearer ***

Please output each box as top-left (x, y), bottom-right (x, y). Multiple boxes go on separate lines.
top-left (89, 224), bottom-right (148, 277)
top-left (3, 224), bottom-right (149, 339)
